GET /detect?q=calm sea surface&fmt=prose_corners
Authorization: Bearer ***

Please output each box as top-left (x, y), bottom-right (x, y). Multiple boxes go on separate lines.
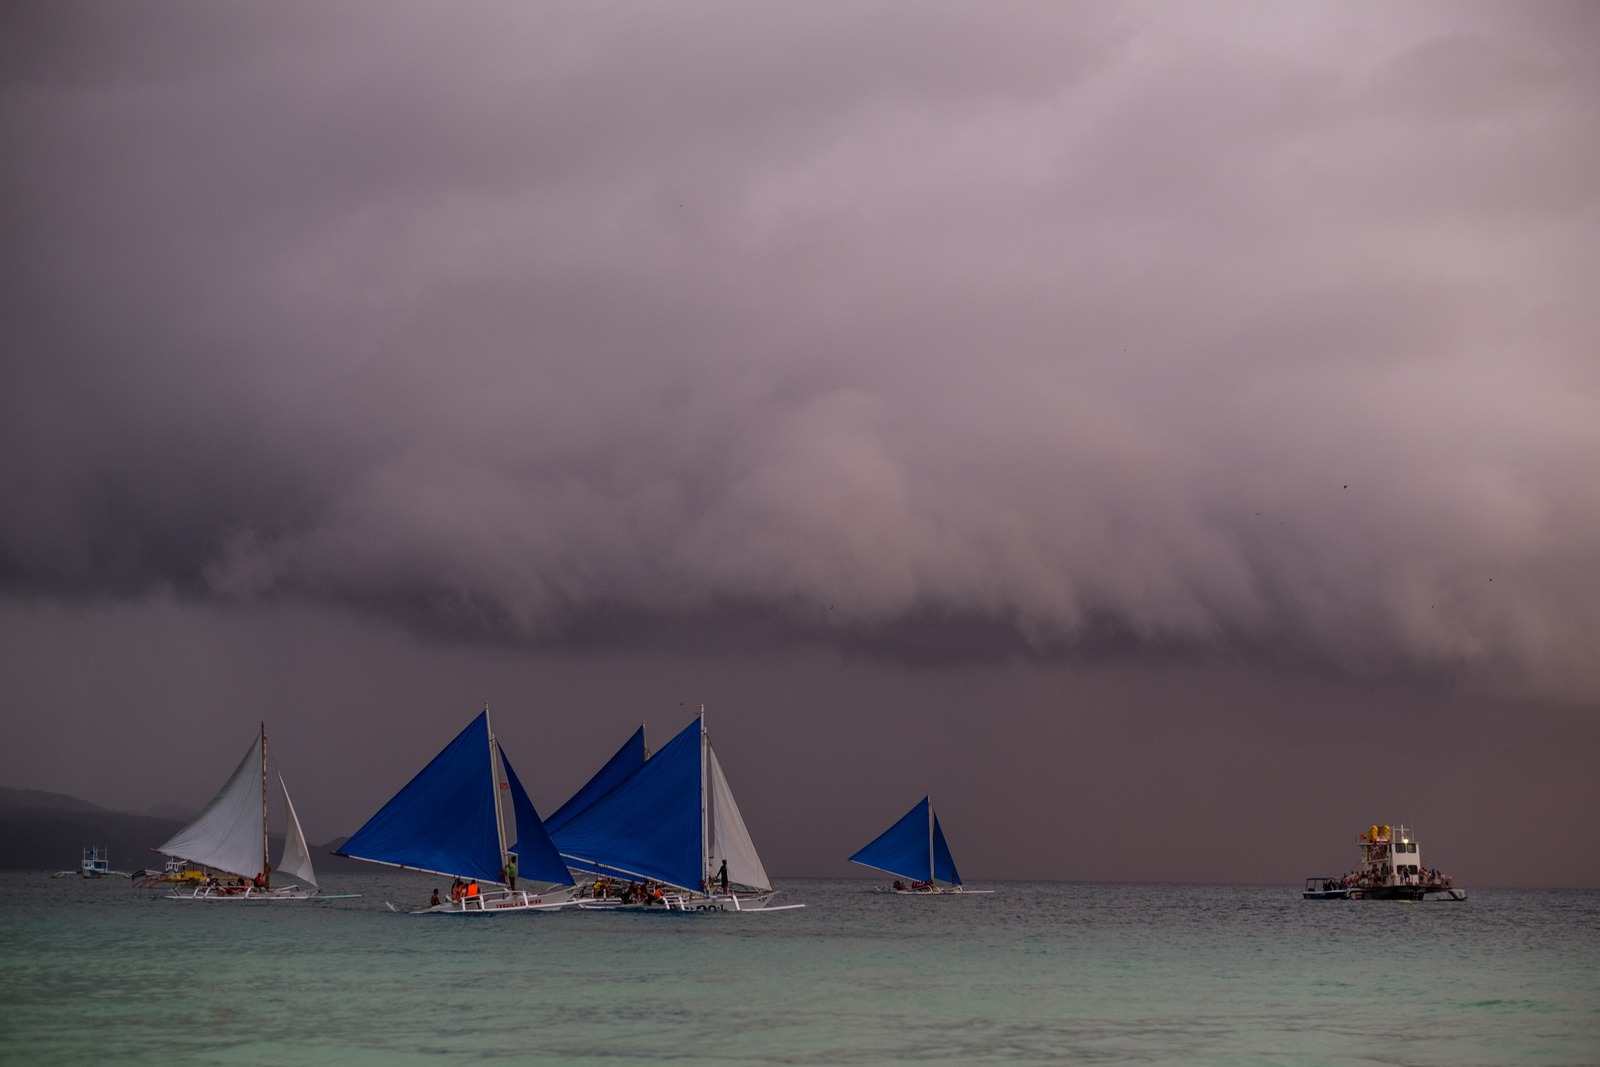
top-left (1, 872), bottom-right (1596, 1065)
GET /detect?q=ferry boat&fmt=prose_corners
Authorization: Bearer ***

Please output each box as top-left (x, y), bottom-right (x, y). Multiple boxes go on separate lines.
top-left (1305, 823), bottom-right (1466, 901)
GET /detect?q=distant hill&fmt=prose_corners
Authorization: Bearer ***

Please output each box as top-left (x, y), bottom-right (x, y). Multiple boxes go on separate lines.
top-left (0, 786), bottom-right (114, 815)
top-left (0, 786), bottom-right (364, 873)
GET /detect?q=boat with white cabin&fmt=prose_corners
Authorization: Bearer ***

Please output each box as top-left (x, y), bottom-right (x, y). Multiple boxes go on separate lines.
top-left (1303, 823), bottom-right (1466, 901)
top-left (52, 846), bottom-right (130, 878)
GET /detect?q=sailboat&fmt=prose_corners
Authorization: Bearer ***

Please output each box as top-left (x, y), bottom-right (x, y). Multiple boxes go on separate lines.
top-left (336, 709), bottom-right (577, 914)
top-left (157, 723), bottom-right (331, 901)
top-left (850, 796), bottom-right (990, 894)
top-left (548, 712), bottom-right (802, 912)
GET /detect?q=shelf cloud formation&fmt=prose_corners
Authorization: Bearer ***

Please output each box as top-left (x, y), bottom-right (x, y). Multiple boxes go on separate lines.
top-left (3, 1), bottom-right (1597, 883)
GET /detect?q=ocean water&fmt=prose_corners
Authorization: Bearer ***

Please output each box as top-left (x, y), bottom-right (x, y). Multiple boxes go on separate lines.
top-left (1, 873), bottom-right (1596, 1065)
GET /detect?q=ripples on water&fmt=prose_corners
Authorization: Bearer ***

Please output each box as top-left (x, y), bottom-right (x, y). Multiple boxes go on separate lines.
top-left (1, 874), bottom-right (1596, 1064)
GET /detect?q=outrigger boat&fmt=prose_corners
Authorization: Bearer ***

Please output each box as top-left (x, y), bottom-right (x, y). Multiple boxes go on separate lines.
top-left (1303, 823), bottom-right (1466, 901)
top-left (132, 856), bottom-right (208, 888)
top-left (52, 846), bottom-right (129, 878)
top-left (338, 709), bottom-right (578, 914)
top-left (157, 724), bottom-right (343, 901)
top-left (850, 796), bottom-right (990, 895)
top-left (548, 713), bottom-right (802, 912)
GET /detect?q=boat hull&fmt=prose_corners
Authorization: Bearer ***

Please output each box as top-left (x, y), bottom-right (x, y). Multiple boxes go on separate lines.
top-left (1348, 886), bottom-right (1467, 902)
top-left (401, 886), bottom-right (580, 914)
top-left (166, 884), bottom-right (321, 901)
top-left (576, 889), bottom-right (794, 912)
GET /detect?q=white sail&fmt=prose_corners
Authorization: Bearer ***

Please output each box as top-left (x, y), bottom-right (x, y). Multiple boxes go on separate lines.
top-left (275, 773), bottom-right (319, 888)
top-left (157, 734), bottom-right (267, 880)
top-left (705, 743), bottom-right (771, 892)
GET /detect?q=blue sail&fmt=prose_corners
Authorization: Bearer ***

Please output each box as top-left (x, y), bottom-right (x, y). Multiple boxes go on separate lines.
top-left (336, 712), bottom-right (504, 883)
top-left (849, 796), bottom-right (963, 886)
top-left (502, 750), bottom-right (575, 886)
top-left (931, 811), bottom-right (962, 886)
top-left (549, 717), bottom-right (702, 890)
top-left (543, 725), bottom-right (647, 835)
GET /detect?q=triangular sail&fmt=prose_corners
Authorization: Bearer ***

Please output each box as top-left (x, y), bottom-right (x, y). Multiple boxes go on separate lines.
top-left (502, 749), bottom-right (575, 886)
top-left (275, 773), bottom-right (319, 888)
top-left (336, 712), bottom-right (504, 883)
top-left (157, 732), bottom-right (267, 880)
top-left (705, 743), bottom-right (771, 892)
top-left (850, 796), bottom-right (962, 886)
top-left (931, 812), bottom-right (961, 887)
top-left (550, 717), bottom-right (703, 890)
top-left (543, 725), bottom-right (647, 835)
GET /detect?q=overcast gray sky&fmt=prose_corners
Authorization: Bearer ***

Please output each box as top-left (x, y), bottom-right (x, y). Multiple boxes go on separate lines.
top-left (3, 0), bottom-right (1597, 886)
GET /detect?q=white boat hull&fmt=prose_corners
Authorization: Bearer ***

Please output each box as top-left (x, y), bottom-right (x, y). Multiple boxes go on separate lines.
top-left (394, 885), bottom-right (581, 914)
top-left (166, 884), bottom-right (322, 901)
top-left (577, 889), bottom-right (800, 912)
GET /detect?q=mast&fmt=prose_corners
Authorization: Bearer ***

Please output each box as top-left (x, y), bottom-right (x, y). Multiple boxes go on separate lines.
top-left (699, 707), bottom-right (709, 889)
top-left (486, 704), bottom-right (509, 881)
top-left (260, 722), bottom-right (269, 886)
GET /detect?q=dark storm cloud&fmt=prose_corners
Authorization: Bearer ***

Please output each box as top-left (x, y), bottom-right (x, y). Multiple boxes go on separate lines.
top-left (3, 1), bottom-right (1598, 701)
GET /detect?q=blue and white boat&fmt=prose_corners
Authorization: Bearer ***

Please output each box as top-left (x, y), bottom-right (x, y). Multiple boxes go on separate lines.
top-left (338, 709), bottom-right (576, 914)
top-left (548, 713), bottom-right (801, 912)
top-left (54, 846), bottom-right (129, 879)
top-left (158, 723), bottom-right (330, 901)
top-left (850, 796), bottom-right (990, 894)
top-left (80, 846), bottom-right (112, 877)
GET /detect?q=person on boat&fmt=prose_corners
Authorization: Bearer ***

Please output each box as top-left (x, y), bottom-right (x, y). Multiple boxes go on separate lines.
top-left (717, 859), bottom-right (729, 894)
top-left (893, 880), bottom-right (905, 892)
top-left (651, 884), bottom-right (665, 905)
top-left (449, 878), bottom-right (463, 902)
top-left (429, 888), bottom-right (441, 908)
top-left (502, 856), bottom-right (517, 892)
top-left (465, 880), bottom-right (480, 901)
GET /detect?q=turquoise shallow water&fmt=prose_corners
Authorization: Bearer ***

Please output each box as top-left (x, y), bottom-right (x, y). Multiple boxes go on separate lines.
top-left (1, 872), bottom-right (1596, 1065)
